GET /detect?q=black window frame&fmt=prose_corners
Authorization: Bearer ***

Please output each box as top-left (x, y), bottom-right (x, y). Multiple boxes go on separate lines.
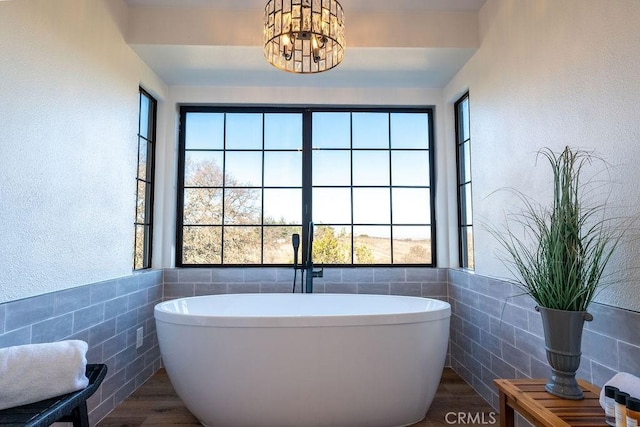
top-left (133, 87), bottom-right (157, 270)
top-left (455, 93), bottom-right (474, 269)
top-left (176, 105), bottom-right (436, 268)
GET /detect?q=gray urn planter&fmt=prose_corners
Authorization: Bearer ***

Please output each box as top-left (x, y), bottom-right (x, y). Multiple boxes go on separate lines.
top-left (536, 306), bottom-right (593, 400)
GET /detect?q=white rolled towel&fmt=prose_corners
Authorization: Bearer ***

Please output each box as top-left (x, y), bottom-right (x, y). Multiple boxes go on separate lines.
top-left (599, 372), bottom-right (640, 410)
top-left (0, 340), bottom-right (89, 410)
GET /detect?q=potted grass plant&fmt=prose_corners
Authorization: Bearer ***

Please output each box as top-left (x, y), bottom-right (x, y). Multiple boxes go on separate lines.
top-left (491, 146), bottom-right (622, 400)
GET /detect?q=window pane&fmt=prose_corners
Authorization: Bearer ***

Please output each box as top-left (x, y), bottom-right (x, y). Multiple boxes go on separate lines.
top-left (313, 150), bottom-right (350, 186)
top-left (390, 113), bottom-right (429, 149)
top-left (226, 113), bottom-right (262, 149)
top-left (391, 151), bottom-right (429, 186)
top-left (224, 188), bottom-right (261, 225)
top-left (313, 225), bottom-right (352, 264)
top-left (352, 151), bottom-right (389, 186)
top-left (265, 113), bottom-right (302, 149)
top-left (393, 226), bottom-right (432, 264)
top-left (461, 98), bottom-right (470, 141)
top-left (134, 225), bottom-right (145, 269)
top-left (462, 183), bottom-right (473, 225)
top-left (138, 138), bottom-right (148, 181)
top-left (264, 225), bottom-right (303, 264)
top-left (352, 113), bottom-right (389, 148)
top-left (182, 226), bottom-right (222, 264)
top-left (183, 188), bottom-right (223, 225)
top-left (353, 226), bottom-right (390, 264)
top-left (458, 183), bottom-right (468, 225)
top-left (136, 181), bottom-right (146, 223)
top-left (185, 113), bottom-right (224, 149)
top-left (458, 141), bottom-right (471, 184)
top-left (312, 112), bottom-right (350, 148)
top-left (139, 94), bottom-right (150, 139)
top-left (392, 188), bottom-right (431, 224)
top-left (143, 225), bottom-right (150, 266)
top-left (466, 226), bottom-right (475, 269)
top-left (465, 143), bottom-right (471, 181)
top-left (264, 189), bottom-right (302, 224)
top-left (225, 151), bottom-right (262, 187)
top-left (353, 188), bottom-right (390, 223)
top-left (264, 151), bottom-right (301, 187)
top-left (460, 224), bottom-right (469, 265)
top-left (185, 151), bottom-right (224, 187)
top-left (223, 226), bottom-right (261, 264)
top-left (313, 188), bottom-right (351, 223)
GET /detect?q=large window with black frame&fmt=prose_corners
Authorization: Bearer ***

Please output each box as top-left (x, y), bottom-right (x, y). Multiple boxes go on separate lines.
top-left (176, 106), bottom-right (435, 267)
top-left (455, 93), bottom-right (474, 269)
top-left (133, 88), bottom-right (157, 270)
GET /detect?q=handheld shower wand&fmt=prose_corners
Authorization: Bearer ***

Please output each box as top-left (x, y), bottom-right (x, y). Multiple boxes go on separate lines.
top-left (292, 233), bottom-right (300, 267)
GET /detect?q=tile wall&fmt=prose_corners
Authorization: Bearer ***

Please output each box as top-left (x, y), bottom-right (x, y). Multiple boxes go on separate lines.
top-left (4, 266), bottom-right (638, 425)
top-left (162, 267), bottom-right (449, 301)
top-left (0, 267), bottom-right (448, 424)
top-left (0, 269), bottom-right (163, 425)
top-left (448, 268), bottom-right (640, 410)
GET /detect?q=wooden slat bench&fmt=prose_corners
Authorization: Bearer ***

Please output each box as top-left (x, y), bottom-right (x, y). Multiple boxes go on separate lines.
top-left (494, 378), bottom-right (607, 427)
top-left (0, 364), bottom-right (107, 427)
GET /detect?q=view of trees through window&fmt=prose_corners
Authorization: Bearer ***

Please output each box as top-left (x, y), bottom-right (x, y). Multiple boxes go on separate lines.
top-left (177, 107), bottom-right (435, 266)
top-left (133, 88), bottom-right (156, 270)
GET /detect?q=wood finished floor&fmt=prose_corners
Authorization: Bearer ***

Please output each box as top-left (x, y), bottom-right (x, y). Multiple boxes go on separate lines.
top-left (97, 368), bottom-right (495, 426)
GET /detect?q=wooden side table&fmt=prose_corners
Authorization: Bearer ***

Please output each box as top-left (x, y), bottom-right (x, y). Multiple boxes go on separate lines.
top-left (494, 378), bottom-right (607, 427)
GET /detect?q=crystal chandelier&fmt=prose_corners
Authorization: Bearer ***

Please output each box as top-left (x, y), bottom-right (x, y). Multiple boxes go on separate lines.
top-left (263, 0), bottom-right (345, 73)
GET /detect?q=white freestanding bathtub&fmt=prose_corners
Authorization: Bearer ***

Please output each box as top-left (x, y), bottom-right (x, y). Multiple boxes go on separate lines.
top-left (155, 293), bottom-right (451, 427)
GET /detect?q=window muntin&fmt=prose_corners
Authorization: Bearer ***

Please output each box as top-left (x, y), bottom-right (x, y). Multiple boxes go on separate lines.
top-left (455, 93), bottom-right (474, 269)
top-left (133, 88), bottom-right (157, 270)
top-left (177, 107), bottom-right (435, 267)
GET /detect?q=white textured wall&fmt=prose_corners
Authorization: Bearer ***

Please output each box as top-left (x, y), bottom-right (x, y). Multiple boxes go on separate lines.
top-left (444, 0), bottom-right (640, 311)
top-left (0, 0), bottom-right (167, 303)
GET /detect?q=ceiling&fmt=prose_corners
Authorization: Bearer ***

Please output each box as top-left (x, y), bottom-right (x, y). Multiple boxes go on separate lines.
top-left (124, 0), bottom-right (487, 88)
top-left (125, 0), bottom-right (487, 11)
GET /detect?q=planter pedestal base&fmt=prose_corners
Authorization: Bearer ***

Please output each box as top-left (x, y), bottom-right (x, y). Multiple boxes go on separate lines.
top-left (546, 369), bottom-right (584, 400)
top-left (537, 306), bottom-right (593, 400)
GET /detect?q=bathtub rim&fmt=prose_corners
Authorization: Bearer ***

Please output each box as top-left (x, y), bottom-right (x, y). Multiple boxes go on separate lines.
top-left (154, 293), bottom-right (451, 328)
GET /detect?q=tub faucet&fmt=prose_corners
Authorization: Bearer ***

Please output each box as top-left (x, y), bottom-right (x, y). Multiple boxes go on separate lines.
top-left (291, 233), bottom-right (301, 293)
top-left (304, 222), bottom-right (323, 293)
